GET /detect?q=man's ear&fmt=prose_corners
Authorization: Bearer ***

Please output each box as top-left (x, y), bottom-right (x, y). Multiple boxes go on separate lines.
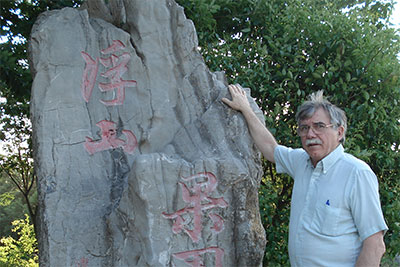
top-left (337, 125), bottom-right (344, 142)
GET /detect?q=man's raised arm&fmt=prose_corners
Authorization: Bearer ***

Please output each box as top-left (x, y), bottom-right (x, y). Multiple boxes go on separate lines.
top-left (222, 84), bottom-right (278, 163)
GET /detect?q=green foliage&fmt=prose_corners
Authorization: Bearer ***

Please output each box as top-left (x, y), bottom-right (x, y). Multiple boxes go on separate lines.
top-left (0, 192), bottom-right (14, 207)
top-left (0, 113), bottom-right (37, 237)
top-left (178, 0), bottom-right (400, 264)
top-left (0, 171), bottom-right (35, 239)
top-left (0, 215), bottom-right (38, 267)
top-left (259, 161), bottom-right (291, 265)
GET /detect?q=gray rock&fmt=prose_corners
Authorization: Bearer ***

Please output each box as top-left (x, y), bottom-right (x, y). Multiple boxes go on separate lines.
top-left (29, 0), bottom-right (266, 266)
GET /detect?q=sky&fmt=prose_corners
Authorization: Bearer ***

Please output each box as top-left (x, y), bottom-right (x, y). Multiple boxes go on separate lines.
top-left (391, 1), bottom-right (400, 28)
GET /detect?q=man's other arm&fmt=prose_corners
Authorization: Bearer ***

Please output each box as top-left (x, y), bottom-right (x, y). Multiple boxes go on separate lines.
top-left (356, 231), bottom-right (386, 267)
top-left (222, 84), bottom-right (277, 163)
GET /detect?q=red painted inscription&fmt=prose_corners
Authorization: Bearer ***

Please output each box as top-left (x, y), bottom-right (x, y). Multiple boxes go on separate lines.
top-left (84, 120), bottom-right (137, 155)
top-left (162, 172), bottom-right (228, 243)
top-left (81, 40), bottom-right (137, 105)
top-left (80, 40), bottom-right (138, 155)
top-left (173, 246), bottom-right (224, 267)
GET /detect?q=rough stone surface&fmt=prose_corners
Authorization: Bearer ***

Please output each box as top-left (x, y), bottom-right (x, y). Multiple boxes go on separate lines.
top-left (29, 0), bottom-right (266, 266)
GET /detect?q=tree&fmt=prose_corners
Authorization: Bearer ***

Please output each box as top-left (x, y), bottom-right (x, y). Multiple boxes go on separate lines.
top-left (0, 117), bottom-right (37, 236)
top-left (0, 171), bottom-right (35, 239)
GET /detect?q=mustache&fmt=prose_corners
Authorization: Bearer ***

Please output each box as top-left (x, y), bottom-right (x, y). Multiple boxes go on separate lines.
top-left (305, 139), bottom-right (322, 146)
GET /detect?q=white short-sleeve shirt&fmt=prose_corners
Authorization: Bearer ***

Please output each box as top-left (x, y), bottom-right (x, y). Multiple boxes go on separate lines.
top-left (274, 144), bottom-right (388, 267)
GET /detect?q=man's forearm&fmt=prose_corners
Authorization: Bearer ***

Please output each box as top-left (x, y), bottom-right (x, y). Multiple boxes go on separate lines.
top-left (356, 231), bottom-right (385, 267)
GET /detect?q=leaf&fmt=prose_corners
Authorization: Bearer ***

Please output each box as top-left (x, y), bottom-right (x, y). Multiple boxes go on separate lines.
top-left (312, 72), bottom-right (321, 79)
top-left (345, 72), bottom-right (351, 82)
top-left (344, 59), bottom-right (352, 68)
top-left (0, 192), bottom-right (15, 207)
top-left (363, 91), bottom-right (370, 101)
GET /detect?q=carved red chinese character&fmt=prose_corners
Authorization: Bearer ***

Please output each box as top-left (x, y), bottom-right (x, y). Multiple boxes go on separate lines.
top-left (80, 40), bottom-right (137, 105)
top-left (84, 120), bottom-right (137, 155)
top-left (173, 247), bottom-right (224, 267)
top-left (98, 40), bottom-right (137, 106)
top-left (162, 172), bottom-right (228, 243)
top-left (81, 52), bottom-right (99, 102)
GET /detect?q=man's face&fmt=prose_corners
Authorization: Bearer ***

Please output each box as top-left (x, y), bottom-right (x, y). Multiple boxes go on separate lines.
top-left (299, 108), bottom-right (344, 166)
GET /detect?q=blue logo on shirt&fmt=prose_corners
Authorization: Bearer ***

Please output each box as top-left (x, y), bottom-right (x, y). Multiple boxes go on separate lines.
top-left (326, 199), bottom-right (330, 206)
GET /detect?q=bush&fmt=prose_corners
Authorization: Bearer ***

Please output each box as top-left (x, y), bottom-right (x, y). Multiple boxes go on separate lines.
top-left (0, 214), bottom-right (38, 267)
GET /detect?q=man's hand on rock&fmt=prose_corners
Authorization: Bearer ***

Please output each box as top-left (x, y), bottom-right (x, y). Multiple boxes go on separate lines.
top-left (221, 84), bottom-right (252, 113)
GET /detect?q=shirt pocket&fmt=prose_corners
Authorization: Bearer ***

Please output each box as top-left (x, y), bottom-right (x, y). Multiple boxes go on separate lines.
top-left (311, 204), bottom-right (341, 236)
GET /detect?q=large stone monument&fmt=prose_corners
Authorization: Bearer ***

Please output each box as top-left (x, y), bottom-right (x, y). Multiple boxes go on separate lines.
top-left (29, 0), bottom-right (266, 266)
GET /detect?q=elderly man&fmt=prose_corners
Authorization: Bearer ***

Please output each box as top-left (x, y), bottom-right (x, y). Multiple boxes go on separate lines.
top-left (222, 84), bottom-right (388, 266)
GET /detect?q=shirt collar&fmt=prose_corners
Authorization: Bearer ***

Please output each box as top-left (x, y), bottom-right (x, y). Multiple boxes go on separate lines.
top-left (308, 144), bottom-right (344, 174)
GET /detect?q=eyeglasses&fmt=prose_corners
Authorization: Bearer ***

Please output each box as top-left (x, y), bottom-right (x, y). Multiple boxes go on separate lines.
top-left (297, 122), bottom-right (334, 136)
